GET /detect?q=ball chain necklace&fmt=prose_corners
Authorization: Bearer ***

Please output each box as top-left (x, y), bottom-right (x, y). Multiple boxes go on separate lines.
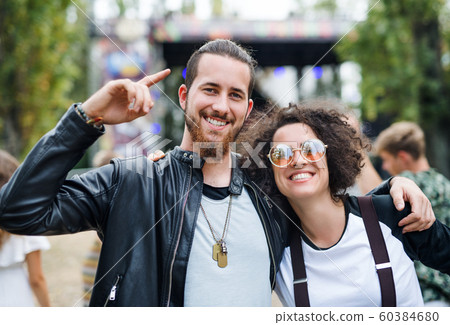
top-left (200, 194), bottom-right (233, 268)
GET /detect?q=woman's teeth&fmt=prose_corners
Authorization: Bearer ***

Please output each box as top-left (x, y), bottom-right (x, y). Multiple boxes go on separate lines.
top-left (291, 173), bottom-right (312, 181)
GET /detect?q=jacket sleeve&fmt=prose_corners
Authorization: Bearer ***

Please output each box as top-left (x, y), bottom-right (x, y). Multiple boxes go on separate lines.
top-left (402, 220), bottom-right (450, 275)
top-left (0, 105), bottom-right (117, 235)
top-left (371, 195), bottom-right (450, 275)
top-left (366, 177), bottom-right (393, 196)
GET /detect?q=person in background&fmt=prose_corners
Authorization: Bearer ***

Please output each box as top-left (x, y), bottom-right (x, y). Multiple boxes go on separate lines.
top-left (374, 121), bottom-right (450, 306)
top-left (81, 150), bottom-right (123, 306)
top-left (0, 150), bottom-right (51, 307)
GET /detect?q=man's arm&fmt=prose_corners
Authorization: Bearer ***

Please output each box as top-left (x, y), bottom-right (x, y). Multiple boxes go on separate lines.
top-left (372, 195), bottom-right (449, 275)
top-left (355, 152), bottom-right (382, 194)
top-left (404, 220), bottom-right (450, 275)
top-left (0, 70), bottom-right (170, 234)
top-left (362, 176), bottom-right (435, 233)
top-left (345, 114), bottom-right (435, 233)
top-left (0, 107), bottom-right (115, 234)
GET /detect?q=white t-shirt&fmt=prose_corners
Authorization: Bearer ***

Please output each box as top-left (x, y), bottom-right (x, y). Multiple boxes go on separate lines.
top-left (275, 211), bottom-right (424, 307)
top-left (184, 189), bottom-right (272, 306)
top-left (0, 235), bottom-right (50, 306)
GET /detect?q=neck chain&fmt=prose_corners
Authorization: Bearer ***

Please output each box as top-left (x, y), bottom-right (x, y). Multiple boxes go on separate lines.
top-left (200, 194), bottom-right (233, 268)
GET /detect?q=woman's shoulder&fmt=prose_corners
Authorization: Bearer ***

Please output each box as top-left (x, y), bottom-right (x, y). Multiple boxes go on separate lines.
top-left (346, 195), bottom-right (410, 226)
top-left (0, 235), bottom-right (50, 268)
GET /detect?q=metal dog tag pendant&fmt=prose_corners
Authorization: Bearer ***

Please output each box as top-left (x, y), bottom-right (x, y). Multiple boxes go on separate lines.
top-left (217, 252), bottom-right (227, 268)
top-left (212, 243), bottom-right (221, 261)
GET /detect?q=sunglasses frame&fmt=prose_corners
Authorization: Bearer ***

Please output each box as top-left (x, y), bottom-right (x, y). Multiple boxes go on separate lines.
top-left (267, 139), bottom-right (328, 167)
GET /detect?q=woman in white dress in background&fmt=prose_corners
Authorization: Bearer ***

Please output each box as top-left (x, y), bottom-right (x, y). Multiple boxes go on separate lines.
top-left (0, 150), bottom-right (51, 307)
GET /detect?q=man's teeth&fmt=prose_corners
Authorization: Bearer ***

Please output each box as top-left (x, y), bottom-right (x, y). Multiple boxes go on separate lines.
top-left (206, 117), bottom-right (226, 126)
top-left (291, 173), bottom-right (312, 181)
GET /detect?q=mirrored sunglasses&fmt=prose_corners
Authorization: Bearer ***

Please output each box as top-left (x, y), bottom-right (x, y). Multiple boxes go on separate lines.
top-left (267, 139), bottom-right (328, 167)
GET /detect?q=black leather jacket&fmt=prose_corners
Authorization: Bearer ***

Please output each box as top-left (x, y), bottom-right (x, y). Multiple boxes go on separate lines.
top-left (0, 105), bottom-right (286, 306)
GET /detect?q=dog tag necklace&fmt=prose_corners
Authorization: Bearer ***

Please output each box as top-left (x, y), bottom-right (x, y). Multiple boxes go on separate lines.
top-left (200, 195), bottom-right (233, 268)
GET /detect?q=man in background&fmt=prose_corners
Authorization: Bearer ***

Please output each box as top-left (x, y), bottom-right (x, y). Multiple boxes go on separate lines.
top-left (375, 121), bottom-right (450, 306)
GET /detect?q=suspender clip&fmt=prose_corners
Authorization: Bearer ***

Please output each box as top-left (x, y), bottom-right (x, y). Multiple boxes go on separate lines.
top-left (293, 278), bottom-right (307, 285)
top-left (375, 262), bottom-right (392, 270)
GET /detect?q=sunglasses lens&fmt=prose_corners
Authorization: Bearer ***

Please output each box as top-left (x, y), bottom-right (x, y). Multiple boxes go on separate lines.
top-left (270, 144), bottom-right (293, 167)
top-left (302, 139), bottom-right (326, 162)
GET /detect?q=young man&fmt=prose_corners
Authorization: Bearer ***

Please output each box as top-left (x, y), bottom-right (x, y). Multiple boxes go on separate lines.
top-left (375, 121), bottom-right (450, 306)
top-left (0, 39), bottom-right (434, 306)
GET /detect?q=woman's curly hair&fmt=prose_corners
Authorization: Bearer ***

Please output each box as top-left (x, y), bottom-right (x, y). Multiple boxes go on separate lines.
top-left (237, 100), bottom-right (370, 203)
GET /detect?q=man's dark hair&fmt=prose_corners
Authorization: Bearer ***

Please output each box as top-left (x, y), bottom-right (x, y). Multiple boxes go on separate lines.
top-left (238, 100), bottom-right (369, 203)
top-left (185, 39), bottom-right (257, 97)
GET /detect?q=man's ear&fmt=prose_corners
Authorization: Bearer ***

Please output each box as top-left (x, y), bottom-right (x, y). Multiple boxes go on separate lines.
top-left (179, 85), bottom-right (188, 111)
top-left (397, 150), bottom-right (415, 170)
top-left (245, 99), bottom-right (253, 119)
top-left (397, 150), bottom-right (412, 163)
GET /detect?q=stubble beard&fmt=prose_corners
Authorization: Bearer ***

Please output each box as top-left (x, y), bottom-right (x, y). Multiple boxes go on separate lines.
top-left (185, 98), bottom-right (241, 159)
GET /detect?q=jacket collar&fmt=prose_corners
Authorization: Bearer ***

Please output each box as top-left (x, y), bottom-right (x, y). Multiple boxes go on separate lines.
top-left (171, 146), bottom-right (204, 167)
top-left (171, 146), bottom-right (244, 195)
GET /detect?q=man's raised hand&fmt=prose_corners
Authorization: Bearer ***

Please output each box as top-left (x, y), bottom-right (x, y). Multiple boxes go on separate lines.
top-left (82, 69), bottom-right (171, 125)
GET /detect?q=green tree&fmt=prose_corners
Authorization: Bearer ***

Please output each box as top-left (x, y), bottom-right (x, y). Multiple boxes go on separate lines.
top-left (0, 0), bottom-right (88, 159)
top-left (337, 0), bottom-right (450, 177)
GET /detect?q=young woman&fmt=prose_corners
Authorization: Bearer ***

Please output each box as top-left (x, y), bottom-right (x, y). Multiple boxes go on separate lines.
top-left (242, 101), bottom-right (450, 307)
top-left (0, 150), bottom-right (51, 306)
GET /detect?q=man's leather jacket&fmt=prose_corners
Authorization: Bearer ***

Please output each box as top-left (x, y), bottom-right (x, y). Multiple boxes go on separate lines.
top-left (0, 106), bottom-right (286, 306)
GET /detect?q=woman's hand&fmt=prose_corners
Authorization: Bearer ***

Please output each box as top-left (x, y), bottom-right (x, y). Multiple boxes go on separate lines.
top-left (147, 150), bottom-right (166, 161)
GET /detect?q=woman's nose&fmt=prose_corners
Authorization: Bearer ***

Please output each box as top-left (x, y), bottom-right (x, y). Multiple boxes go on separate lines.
top-left (290, 149), bottom-right (307, 168)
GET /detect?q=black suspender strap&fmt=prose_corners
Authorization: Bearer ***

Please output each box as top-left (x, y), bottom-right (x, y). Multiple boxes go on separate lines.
top-left (290, 231), bottom-right (310, 307)
top-left (357, 196), bottom-right (397, 307)
top-left (289, 197), bottom-right (396, 307)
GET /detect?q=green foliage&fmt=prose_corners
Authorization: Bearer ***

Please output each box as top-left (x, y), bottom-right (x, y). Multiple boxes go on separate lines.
top-left (337, 0), bottom-right (449, 123)
top-left (337, 0), bottom-right (450, 176)
top-left (313, 0), bottom-right (338, 14)
top-left (0, 0), bottom-right (88, 158)
top-left (116, 0), bottom-right (139, 17)
top-left (181, 0), bottom-right (195, 15)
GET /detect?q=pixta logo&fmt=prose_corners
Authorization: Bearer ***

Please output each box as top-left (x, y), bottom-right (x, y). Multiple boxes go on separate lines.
top-left (125, 132), bottom-right (172, 178)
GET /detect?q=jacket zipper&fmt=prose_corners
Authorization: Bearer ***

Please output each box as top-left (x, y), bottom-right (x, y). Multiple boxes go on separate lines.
top-left (264, 195), bottom-right (273, 209)
top-left (166, 166), bottom-right (193, 306)
top-left (245, 182), bottom-right (278, 290)
top-left (264, 195), bottom-right (282, 243)
top-left (104, 275), bottom-right (122, 307)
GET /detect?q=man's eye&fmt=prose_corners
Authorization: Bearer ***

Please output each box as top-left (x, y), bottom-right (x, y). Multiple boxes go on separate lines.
top-left (204, 88), bottom-right (216, 93)
top-left (231, 93), bottom-right (243, 99)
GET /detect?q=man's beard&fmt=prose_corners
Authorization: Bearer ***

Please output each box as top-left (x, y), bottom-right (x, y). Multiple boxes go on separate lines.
top-left (185, 99), bottom-right (241, 159)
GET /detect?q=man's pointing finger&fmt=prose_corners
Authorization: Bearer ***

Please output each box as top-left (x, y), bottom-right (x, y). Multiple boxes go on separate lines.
top-left (139, 69), bottom-right (171, 87)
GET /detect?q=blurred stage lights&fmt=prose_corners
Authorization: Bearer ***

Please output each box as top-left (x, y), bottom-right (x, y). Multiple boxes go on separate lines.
top-left (150, 123), bottom-right (162, 134)
top-left (313, 66), bottom-right (323, 79)
top-left (273, 66), bottom-right (286, 78)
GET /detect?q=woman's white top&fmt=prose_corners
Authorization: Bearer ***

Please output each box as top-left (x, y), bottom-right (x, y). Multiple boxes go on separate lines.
top-left (275, 204), bottom-right (424, 307)
top-left (0, 235), bottom-right (50, 306)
